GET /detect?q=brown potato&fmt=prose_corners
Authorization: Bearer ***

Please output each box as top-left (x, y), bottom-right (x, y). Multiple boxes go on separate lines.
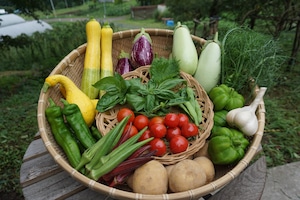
top-left (169, 159), bottom-right (207, 192)
top-left (132, 160), bottom-right (168, 194)
top-left (193, 156), bottom-right (215, 183)
top-left (193, 141), bottom-right (210, 158)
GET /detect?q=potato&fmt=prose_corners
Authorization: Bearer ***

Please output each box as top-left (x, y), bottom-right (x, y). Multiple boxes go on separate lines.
top-left (193, 156), bottom-right (215, 183)
top-left (193, 141), bottom-right (210, 158)
top-left (132, 160), bottom-right (168, 194)
top-left (126, 174), bottom-right (134, 189)
top-left (169, 159), bottom-right (207, 192)
top-left (165, 164), bottom-right (175, 178)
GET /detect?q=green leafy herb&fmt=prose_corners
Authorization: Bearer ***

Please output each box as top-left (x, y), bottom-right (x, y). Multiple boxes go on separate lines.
top-left (221, 27), bottom-right (287, 93)
top-left (93, 57), bottom-right (188, 117)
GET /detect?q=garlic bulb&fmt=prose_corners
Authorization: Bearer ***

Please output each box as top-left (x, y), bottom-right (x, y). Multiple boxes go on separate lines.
top-left (226, 87), bottom-right (267, 136)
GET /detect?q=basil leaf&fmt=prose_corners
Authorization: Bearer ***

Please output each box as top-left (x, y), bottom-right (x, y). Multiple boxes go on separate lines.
top-left (126, 93), bottom-right (145, 112)
top-left (96, 94), bottom-right (123, 112)
top-left (145, 94), bottom-right (156, 113)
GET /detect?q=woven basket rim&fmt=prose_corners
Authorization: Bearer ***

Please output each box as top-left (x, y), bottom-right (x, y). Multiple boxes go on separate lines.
top-left (37, 29), bottom-right (265, 199)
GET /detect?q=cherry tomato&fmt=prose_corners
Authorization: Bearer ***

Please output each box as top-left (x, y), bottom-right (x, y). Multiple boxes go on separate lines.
top-left (150, 123), bottom-right (167, 138)
top-left (133, 114), bottom-right (149, 130)
top-left (169, 135), bottom-right (189, 154)
top-left (166, 127), bottom-right (181, 141)
top-left (150, 138), bottom-right (167, 156)
top-left (181, 122), bottom-right (199, 138)
top-left (149, 116), bottom-right (164, 128)
top-left (178, 113), bottom-right (189, 127)
top-left (138, 129), bottom-right (151, 142)
top-left (164, 113), bottom-right (179, 128)
top-left (123, 124), bottom-right (138, 138)
top-left (117, 108), bottom-right (135, 124)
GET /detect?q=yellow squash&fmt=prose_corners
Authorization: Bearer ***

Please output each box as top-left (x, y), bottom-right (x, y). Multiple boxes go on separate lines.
top-left (43, 74), bottom-right (95, 127)
top-left (81, 18), bottom-right (101, 99)
top-left (100, 23), bottom-right (113, 79)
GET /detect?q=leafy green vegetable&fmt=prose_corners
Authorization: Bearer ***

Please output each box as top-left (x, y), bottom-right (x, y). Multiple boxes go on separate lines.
top-left (94, 57), bottom-right (188, 117)
top-left (93, 73), bottom-right (127, 111)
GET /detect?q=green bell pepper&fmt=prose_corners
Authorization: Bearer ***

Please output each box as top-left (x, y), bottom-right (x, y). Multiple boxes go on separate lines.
top-left (208, 127), bottom-right (249, 165)
top-left (213, 110), bottom-right (228, 127)
top-left (209, 84), bottom-right (245, 111)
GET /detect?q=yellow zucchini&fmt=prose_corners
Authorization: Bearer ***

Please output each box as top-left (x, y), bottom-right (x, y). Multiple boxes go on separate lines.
top-left (81, 18), bottom-right (101, 99)
top-left (100, 23), bottom-right (113, 80)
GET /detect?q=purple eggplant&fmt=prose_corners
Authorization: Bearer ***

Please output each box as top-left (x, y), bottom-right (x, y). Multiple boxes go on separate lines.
top-left (115, 50), bottom-right (133, 75)
top-left (131, 28), bottom-right (153, 68)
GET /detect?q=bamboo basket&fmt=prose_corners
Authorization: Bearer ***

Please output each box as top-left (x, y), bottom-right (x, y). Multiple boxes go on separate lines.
top-left (37, 29), bottom-right (266, 200)
top-left (96, 65), bottom-right (214, 165)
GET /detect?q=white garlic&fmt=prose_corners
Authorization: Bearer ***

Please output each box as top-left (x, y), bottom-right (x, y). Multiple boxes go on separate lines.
top-left (226, 87), bottom-right (267, 136)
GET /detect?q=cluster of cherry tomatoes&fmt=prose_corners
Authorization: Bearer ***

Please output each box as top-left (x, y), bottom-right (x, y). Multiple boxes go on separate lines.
top-left (117, 108), bottom-right (199, 156)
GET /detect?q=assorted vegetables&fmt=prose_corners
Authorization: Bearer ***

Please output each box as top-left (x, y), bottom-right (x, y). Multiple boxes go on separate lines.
top-left (42, 21), bottom-right (271, 195)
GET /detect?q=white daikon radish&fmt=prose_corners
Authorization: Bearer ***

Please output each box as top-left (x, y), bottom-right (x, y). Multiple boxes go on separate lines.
top-left (226, 87), bottom-right (267, 136)
top-left (194, 32), bottom-right (221, 93)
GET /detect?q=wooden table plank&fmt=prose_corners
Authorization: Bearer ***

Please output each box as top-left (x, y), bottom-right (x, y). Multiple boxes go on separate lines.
top-left (20, 152), bottom-right (62, 187)
top-left (22, 171), bottom-right (86, 200)
top-left (22, 137), bottom-right (48, 162)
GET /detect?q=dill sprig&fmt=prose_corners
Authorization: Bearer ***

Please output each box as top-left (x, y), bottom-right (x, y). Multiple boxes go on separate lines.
top-left (221, 27), bottom-right (287, 93)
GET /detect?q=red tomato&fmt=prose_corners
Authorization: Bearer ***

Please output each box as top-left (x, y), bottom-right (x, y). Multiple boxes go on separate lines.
top-left (169, 135), bottom-right (189, 154)
top-left (164, 113), bottom-right (179, 128)
top-left (150, 123), bottom-right (167, 138)
top-left (166, 127), bottom-right (181, 141)
top-left (133, 114), bottom-right (149, 130)
top-left (150, 138), bottom-right (167, 156)
top-left (117, 108), bottom-right (135, 124)
top-left (148, 116), bottom-right (164, 128)
top-left (138, 129), bottom-right (151, 142)
top-left (181, 122), bottom-right (199, 138)
top-left (178, 113), bottom-right (189, 127)
top-left (123, 124), bottom-right (138, 138)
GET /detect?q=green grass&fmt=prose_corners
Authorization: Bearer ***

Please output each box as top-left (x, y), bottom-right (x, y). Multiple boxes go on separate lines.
top-left (1, 2), bottom-right (300, 199)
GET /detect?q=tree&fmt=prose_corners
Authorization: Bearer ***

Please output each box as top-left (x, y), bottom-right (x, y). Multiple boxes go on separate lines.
top-left (220, 0), bottom-right (300, 68)
top-left (8, 0), bottom-right (51, 19)
top-left (165, 0), bottom-right (219, 38)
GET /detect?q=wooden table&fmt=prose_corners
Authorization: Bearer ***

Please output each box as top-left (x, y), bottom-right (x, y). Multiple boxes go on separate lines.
top-left (20, 133), bottom-right (267, 200)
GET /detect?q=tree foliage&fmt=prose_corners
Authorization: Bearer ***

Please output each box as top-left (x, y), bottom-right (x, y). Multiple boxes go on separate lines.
top-left (165, 0), bottom-right (214, 22)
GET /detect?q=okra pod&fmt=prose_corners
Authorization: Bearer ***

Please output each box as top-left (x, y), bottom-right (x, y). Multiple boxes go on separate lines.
top-left (88, 137), bottom-right (154, 180)
top-left (85, 116), bottom-right (129, 172)
top-left (96, 127), bottom-right (148, 168)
